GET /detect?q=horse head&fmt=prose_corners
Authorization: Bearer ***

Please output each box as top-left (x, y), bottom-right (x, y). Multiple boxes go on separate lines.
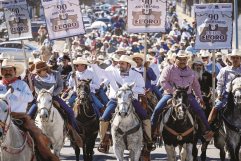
top-left (230, 77), bottom-right (241, 110)
top-left (172, 86), bottom-right (189, 120)
top-left (76, 79), bottom-right (91, 104)
top-left (115, 82), bottom-right (135, 117)
top-left (36, 86), bottom-right (54, 121)
top-left (0, 90), bottom-right (11, 139)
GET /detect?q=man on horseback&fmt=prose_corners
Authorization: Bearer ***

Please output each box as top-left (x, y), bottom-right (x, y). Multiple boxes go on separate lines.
top-left (208, 50), bottom-right (241, 124)
top-left (151, 50), bottom-right (213, 140)
top-left (0, 59), bottom-right (59, 161)
top-left (96, 55), bottom-right (156, 153)
top-left (67, 58), bottom-right (107, 115)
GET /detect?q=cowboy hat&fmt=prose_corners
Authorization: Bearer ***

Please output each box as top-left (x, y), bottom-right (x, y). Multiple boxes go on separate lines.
top-left (73, 57), bottom-right (90, 65)
top-left (116, 47), bottom-right (126, 53)
top-left (110, 53), bottom-right (120, 62)
top-left (200, 50), bottom-right (210, 57)
top-left (176, 50), bottom-right (189, 58)
top-left (32, 61), bottom-right (49, 74)
top-left (192, 57), bottom-right (204, 65)
top-left (118, 55), bottom-right (137, 67)
top-left (131, 53), bottom-right (145, 60)
top-left (0, 59), bottom-right (24, 77)
top-left (229, 49), bottom-right (241, 57)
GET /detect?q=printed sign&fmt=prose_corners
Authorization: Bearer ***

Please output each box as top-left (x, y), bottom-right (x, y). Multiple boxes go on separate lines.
top-left (194, 3), bottom-right (233, 49)
top-left (0, 0), bottom-right (26, 7)
top-left (42, 0), bottom-right (85, 40)
top-left (4, 4), bottom-right (32, 40)
top-left (127, 0), bottom-right (167, 33)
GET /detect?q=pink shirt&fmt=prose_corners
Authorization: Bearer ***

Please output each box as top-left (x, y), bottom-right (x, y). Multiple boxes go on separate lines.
top-left (160, 64), bottom-right (203, 101)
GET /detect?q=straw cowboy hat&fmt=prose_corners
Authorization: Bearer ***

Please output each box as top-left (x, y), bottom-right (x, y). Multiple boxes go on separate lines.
top-left (0, 59), bottom-right (24, 77)
top-left (200, 50), bottom-right (210, 57)
top-left (131, 53), bottom-right (145, 60)
top-left (192, 57), bottom-right (204, 65)
top-left (118, 55), bottom-right (137, 67)
top-left (110, 53), bottom-right (120, 62)
top-left (229, 49), bottom-right (241, 57)
top-left (73, 57), bottom-right (90, 65)
top-left (176, 50), bottom-right (189, 58)
top-left (32, 61), bottom-right (50, 74)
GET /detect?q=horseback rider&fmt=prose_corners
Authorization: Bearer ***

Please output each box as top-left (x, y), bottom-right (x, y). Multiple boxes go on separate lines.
top-left (191, 57), bottom-right (213, 97)
top-left (131, 53), bottom-right (157, 93)
top-left (67, 57), bottom-right (106, 115)
top-left (0, 59), bottom-right (59, 161)
top-left (94, 55), bottom-right (156, 153)
top-left (208, 50), bottom-right (241, 124)
top-left (28, 61), bottom-right (83, 147)
top-left (151, 50), bottom-right (213, 140)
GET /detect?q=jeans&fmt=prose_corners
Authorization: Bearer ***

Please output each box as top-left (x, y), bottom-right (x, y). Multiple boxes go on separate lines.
top-left (214, 93), bottom-right (228, 111)
top-left (53, 96), bottom-right (80, 132)
top-left (68, 92), bottom-right (104, 110)
top-left (101, 98), bottom-right (148, 121)
top-left (27, 103), bottom-right (37, 119)
top-left (151, 94), bottom-right (210, 131)
top-left (97, 87), bottom-right (109, 105)
top-left (152, 85), bottom-right (163, 100)
top-left (151, 94), bottom-right (172, 127)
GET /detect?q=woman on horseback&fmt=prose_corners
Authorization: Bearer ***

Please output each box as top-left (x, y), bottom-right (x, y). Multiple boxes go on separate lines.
top-left (28, 61), bottom-right (82, 147)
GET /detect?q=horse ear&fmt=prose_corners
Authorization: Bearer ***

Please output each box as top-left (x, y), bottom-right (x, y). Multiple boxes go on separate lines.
top-left (185, 86), bottom-right (189, 91)
top-left (48, 86), bottom-right (55, 94)
top-left (87, 79), bottom-right (92, 84)
top-left (116, 81), bottom-right (122, 88)
top-left (34, 87), bottom-right (40, 95)
top-left (128, 82), bottom-right (135, 89)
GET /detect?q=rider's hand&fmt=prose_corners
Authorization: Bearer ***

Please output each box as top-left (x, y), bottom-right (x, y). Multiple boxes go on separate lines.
top-left (144, 62), bottom-right (150, 68)
top-left (71, 72), bottom-right (76, 78)
top-left (200, 100), bottom-right (206, 109)
top-left (7, 85), bottom-right (14, 93)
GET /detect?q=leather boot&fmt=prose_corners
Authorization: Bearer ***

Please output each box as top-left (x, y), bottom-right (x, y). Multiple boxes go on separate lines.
top-left (97, 120), bottom-right (109, 153)
top-left (143, 119), bottom-right (156, 151)
top-left (208, 108), bottom-right (218, 124)
top-left (11, 112), bottom-right (59, 161)
top-left (66, 123), bottom-right (83, 147)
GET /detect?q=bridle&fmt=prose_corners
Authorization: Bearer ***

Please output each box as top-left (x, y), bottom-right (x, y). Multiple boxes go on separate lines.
top-left (116, 88), bottom-right (134, 117)
top-left (0, 101), bottom-right (11, 139)
top-left (36, 90), bottom-right (54, 122)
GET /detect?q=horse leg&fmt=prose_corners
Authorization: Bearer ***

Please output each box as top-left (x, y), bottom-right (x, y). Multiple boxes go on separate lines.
top-left (113, 143), bottom-right (124, 161)
top-left (75, 146), bottom-right (80, 161)
top-left (185, 143), bottom-right (193, 161)
top-left (86, 133), bottom-right (98, 161)
top-left (200, 140), bottom-right (209, 161)
top-left (192, 138), bottom-right (198, 161)
top-left (220, 148), bottom-right (226, 161)
top-left (165, 145), bottom-right (176, 161)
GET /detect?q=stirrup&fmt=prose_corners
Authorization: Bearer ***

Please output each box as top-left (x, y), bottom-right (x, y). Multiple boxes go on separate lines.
top-left (146, 142), bottom-right (156, 151)
top-left (97, 143), bottom-right (109, 153)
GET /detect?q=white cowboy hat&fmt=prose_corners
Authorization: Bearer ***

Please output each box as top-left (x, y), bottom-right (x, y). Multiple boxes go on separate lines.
top-left (192, 57), bottom-right (204, 65)
top-left (131, 53), bottom-right (145, 60)
top-left (176, 50), bottom-right (189, 58)
top-left (200, 50), bottom-right (210, 57)
top-left (110, 53), bottom-right (120, 62)
top-left (116, 47), bottom-right (126, 53)
top-left (1, 59), bottom-right (24, 77)
top-left (73, 57), bottom-right (90, 65)
top-left (97, 55), bottom-right (105, 63)
top-left (118, 55), bottom-right (137, 67)
top-left (229, 49), bottom-right (241, 57)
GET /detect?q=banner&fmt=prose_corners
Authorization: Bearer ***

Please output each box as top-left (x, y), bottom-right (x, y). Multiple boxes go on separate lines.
top-left (127, 0), bottom-right (167, 33)
top-left (4, 4), bottom-right (32, 40)
top-left (42, 0), bottom-right (85, 40)
top-left (0, 0), bottom-right (26, 8)
top-left (194, 3), bottom-right (233, 50)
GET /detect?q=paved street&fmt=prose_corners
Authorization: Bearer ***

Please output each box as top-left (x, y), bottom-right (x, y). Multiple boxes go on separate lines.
top-left (59, 138), bottom-right (221, 161)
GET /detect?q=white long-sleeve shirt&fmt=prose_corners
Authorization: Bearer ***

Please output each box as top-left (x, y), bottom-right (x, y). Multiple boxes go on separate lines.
top-left (91, 64), bottom-right (145, 99)
top-left (68, 69), bottom-right (100, 93)
top-left (0, 80), bottom-right (33, 112)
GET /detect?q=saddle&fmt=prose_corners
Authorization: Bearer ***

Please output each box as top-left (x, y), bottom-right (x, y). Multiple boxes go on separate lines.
top-left (11, 112), bottom-right (59, 161)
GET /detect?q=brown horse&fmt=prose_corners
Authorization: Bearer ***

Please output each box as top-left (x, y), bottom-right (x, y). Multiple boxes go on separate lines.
top-left (73, 80), bottom-right (99, 161)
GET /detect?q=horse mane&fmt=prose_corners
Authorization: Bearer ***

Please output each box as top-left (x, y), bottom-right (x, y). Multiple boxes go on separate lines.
top-left (119, 84), bottom-right (132, 91)
top-left (227, 92), bottom-right (235, 112)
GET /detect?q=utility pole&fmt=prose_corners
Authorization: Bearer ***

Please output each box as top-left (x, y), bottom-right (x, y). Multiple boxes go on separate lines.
top-left (234, 0), bottom-right (239, 49)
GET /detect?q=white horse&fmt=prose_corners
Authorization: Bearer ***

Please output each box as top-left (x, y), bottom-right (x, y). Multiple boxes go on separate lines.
top-left (35, 87), bottom-right (65, 157)
top-left (0, 95), bottom-right (36, 161)
top-left (111, 83), bottom-right (143, 161)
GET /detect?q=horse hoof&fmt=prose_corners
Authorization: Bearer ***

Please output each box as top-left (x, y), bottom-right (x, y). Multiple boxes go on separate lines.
top-left (97, 145), bottom-right (109, 154)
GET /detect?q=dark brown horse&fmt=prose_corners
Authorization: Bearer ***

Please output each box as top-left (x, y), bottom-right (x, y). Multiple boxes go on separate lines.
top-left (73, 80), bottom-right (99, 161)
